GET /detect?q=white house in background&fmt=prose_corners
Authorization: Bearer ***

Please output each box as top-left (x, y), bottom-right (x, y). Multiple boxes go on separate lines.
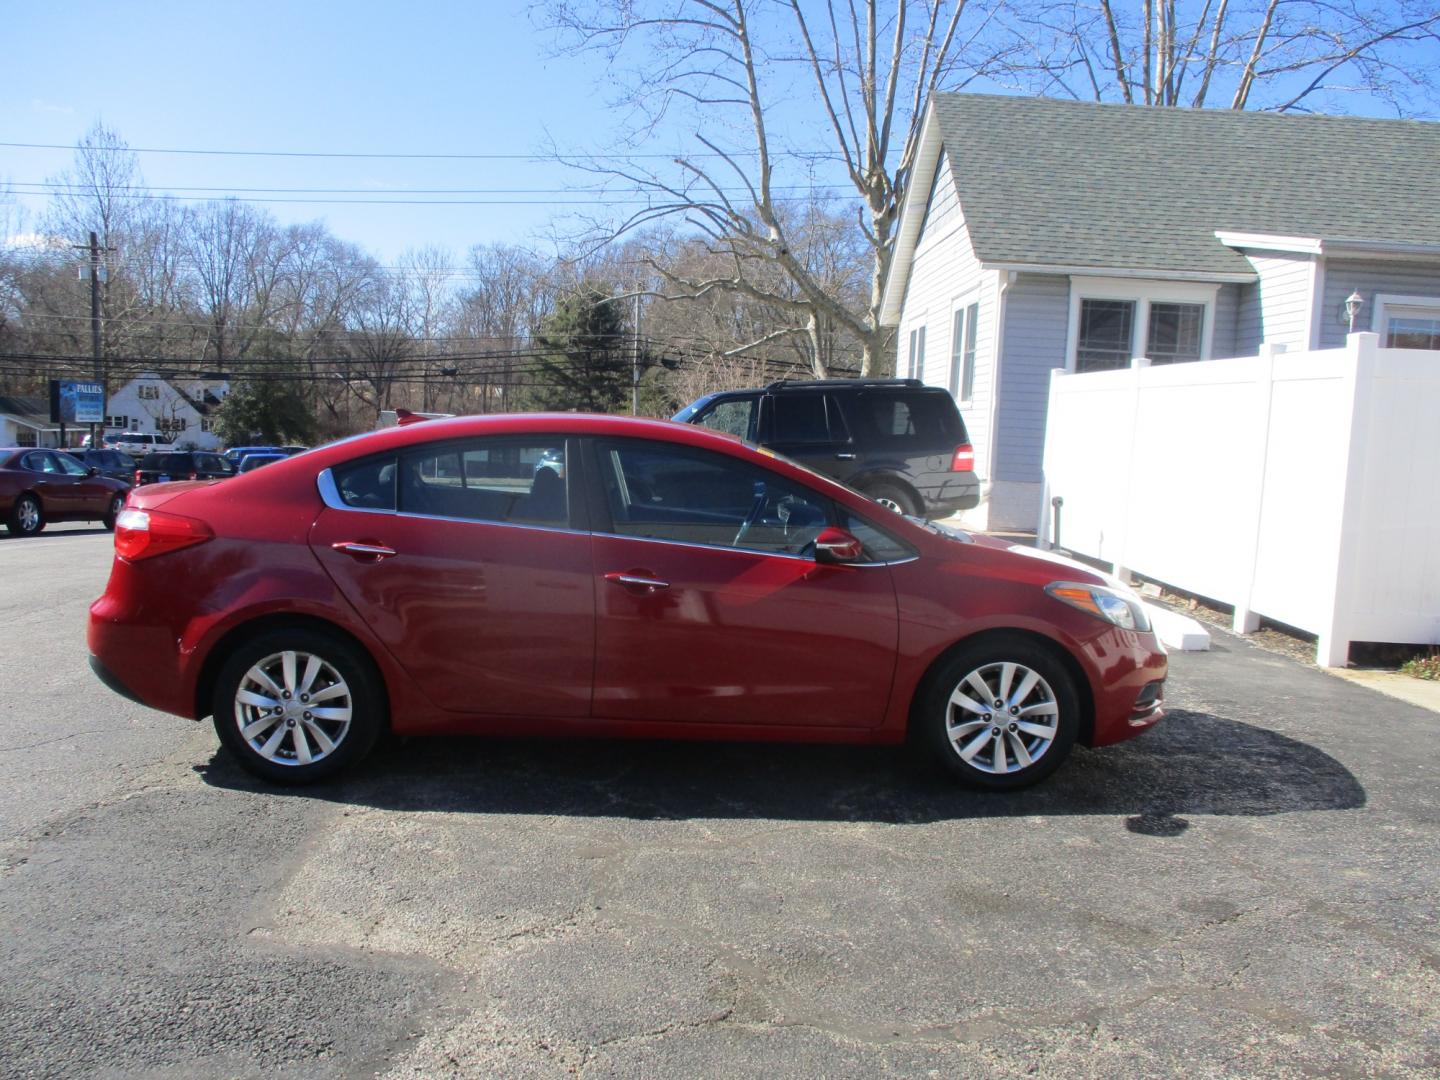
top-left (880, 94), bottom-right (1440, 532)
top-left (0, 395), bottom-right (61, 447)
top-left (105, 372), bottom-right (230, 450)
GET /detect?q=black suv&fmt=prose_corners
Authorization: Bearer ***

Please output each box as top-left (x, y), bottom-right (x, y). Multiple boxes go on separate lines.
top-left (65, 449), bottom-right (135, 484)
top-left (133, 450), bottom-right (235, 486)
top-left (674, 379), bottom-right (978, 518)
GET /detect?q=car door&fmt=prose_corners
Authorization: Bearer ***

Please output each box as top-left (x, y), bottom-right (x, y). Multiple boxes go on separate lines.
top-left (308, 435), bottom-right (595, 718)
top-left (759, 392), bottom-right (861, 485)
top-left (20, 451), bottom-right (74, 516)
top-left (586, 437), bottom-right (898, 729)
top-left (53, 451), bottom-right (111, 513)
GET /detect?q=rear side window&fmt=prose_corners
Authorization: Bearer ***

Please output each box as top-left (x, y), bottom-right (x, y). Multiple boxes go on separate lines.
top-left (399, 439), bottom-right (569, 527)
top-left (845, 392), bottom-right (966, 450)
top-left (335, 457), bottom-right (397, 510)
top-left (770, 394), bottom-right (844, 444)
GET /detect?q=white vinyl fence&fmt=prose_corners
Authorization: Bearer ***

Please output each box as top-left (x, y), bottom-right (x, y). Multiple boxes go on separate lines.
top-left (1040, 333), bottom-right (1440, 666)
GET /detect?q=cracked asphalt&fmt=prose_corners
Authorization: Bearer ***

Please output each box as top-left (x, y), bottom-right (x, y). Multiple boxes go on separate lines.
top-left (2, 524), bottom-right (1437, 1078)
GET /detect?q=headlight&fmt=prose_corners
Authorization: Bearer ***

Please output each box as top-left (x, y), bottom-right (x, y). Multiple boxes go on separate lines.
top-left (1045, 581), bottom-right (1152, 633)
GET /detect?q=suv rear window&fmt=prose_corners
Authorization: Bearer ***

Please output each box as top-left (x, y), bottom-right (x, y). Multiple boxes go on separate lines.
top-left (140, 453), bottom-right (191, 471)
top-left (844, 392), bottom-right (965, 450)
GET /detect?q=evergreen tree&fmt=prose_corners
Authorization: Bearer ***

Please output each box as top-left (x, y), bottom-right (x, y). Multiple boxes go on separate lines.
top-left (528, 285), bottom-right (631, 413)
top-left (213, 375), bottom-right (316, 445)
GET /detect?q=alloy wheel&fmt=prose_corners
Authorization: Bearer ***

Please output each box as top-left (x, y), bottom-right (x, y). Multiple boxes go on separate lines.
top-left (944, 661), bottom-right (1059, 775)
top-left (18, 498), bottom-right (40, 532)
top-left (232, 650), bottom-right (353, 767)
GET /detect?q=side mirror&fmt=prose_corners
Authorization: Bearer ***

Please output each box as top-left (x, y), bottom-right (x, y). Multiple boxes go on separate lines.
top-left (87, 466), bottom-right (99, 477)
top-left (813, 526), bottom-right (864, 565)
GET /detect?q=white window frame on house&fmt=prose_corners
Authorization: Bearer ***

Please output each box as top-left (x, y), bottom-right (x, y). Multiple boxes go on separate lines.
top-left (137, 384), bottom-right (161, 400)
top-left (906, 324), bottom-right (927, 380)
top-left (1065, 277), bottom-right (1220, 372)
top-left (948, 295), bottom-right (980, 402)
top-left (1372, 293), bottom-right (1440, 350)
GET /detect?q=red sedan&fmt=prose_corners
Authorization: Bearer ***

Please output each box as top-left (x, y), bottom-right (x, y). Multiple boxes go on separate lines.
top-left (87, 414), bottom-right (1166, 788)
top-left (2, 447), bottom-right (130, 536)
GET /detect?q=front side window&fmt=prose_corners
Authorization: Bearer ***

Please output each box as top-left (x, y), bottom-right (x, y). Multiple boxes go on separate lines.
top-left (1076, 299), bottom-right (1136, 372)
top-left (695, 397), bottom-right (757, 441)
top-left (399, 439), bottom-right (569, 527)
top-left (596, 439), bottom-right (831, 557)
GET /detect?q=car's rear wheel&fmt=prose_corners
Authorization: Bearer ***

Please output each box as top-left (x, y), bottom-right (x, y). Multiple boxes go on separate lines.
top-left (919, 636), bottom-right (1079, 790)
top-left (101, 493), bottom-right (124, 531)
top-left (212, 629), bottom-right (383, 784)
top-left (7, 494), bottom-right (45, 536)
top-left (860, 480), bottom-right (920, 516)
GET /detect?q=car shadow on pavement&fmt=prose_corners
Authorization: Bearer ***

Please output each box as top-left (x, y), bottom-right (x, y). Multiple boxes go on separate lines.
top-left (196, 708), bottom-right (1365, 829)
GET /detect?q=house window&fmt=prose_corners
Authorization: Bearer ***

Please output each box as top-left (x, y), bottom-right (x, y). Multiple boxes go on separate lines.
top-left (1387, 315), bottom-right (1440, 350)
top-left (952, 301), bottom-right (978, 400)
top-left (906, 326), bottom-right (926, 379)
top-left (1076, 299), bottom-right (1136, 372)
top-left (200, 418), bottom-right (215, 433)
top-left (157, 417), bottom-right (188, 434)
top-left (1146, 302), bottom-right (1205, 364)
top-left (16, 430), bottom-right (37, 447)
top-left (1069, 279), bottom-right (1219, 373)
top-left (105, 415), bottom-right (128, 429)
top-left (137, 385), bottom-right (160, 400)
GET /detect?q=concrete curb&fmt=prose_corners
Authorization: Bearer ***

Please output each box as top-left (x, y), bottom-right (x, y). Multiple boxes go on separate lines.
top-left (1142, 601), bottom-right (1211, 652)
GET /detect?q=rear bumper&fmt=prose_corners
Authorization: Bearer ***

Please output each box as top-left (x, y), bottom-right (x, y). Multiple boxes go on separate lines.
top-left (914, 473), bottom-right (981, 516)
top-left (87, 653), bottom-right (147, 706)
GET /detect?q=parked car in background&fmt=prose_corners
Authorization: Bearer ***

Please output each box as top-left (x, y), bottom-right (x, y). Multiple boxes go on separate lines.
top-left (280, 445), bottom-right (310, 456)
top-left (674, 378), bottom-right (979, 519)
top-left (236, 452), bottom-right (286, 473)
top-left (133, 451), bottom-right (234, 486)
top-left (110, 432), bottom-right (175, 459)
top-left (1, 447), bottom-right (129, 535)
top-left (223, 445), bottom-right (285, 466)
top-left (66, 449), bottom-right (135, 483)
top-left (87, 414), bottom-right (1165, 788)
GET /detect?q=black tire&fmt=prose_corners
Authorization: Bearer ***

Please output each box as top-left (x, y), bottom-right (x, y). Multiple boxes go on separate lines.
top-left (861, 480), bottom-right (921, 517)
top-left (917, 635), bottom-right (1080, 790)
top-left (211, 627), bottom-right (385, 784)
top-left (101, 492), bottom-right (125, 531)
top-left (6, 493), bottom-right (45, 536)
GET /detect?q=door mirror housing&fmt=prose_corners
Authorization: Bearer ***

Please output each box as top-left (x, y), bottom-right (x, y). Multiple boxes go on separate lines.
top-left (812, 526), bottom-right (864, 564)
top-left (87, 466), bottom-right (99, 477)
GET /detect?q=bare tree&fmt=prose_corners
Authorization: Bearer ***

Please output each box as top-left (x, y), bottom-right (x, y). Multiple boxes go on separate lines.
top-left (542, 0), bottom-right (1010, 376)
top-left (992, 0), bottom-right (1440, 114)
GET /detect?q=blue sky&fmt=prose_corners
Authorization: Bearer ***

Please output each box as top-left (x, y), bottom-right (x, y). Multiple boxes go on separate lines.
top-left (1, 1), bottom-right (671, 262)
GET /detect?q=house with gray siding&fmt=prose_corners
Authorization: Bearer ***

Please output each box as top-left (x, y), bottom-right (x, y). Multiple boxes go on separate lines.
top-left (880, 94), bottom-right (1440, 531)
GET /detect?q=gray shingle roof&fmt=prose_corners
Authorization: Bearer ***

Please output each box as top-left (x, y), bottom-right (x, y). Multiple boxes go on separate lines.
top-left (931, 93), bottom-right (1440, 275)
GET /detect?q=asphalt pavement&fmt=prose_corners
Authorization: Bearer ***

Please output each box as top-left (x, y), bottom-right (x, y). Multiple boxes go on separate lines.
top-left (0, 523), bottom-right (1436, 1078)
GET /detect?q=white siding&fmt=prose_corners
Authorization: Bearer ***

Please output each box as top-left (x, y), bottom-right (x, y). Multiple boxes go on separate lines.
top-left (1319, 257), bottom-right (1440, 350)
top-left (1212, 283), bottom-right (1242, 358)
top-left (107, 374), bottom-right (227, 450)
top-left (1237, 252), bottom-right (1316, 352)
top-left (897, 153), bottom-right (998, 487)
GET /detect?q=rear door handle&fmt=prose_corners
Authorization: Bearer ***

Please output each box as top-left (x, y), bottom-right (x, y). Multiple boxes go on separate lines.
top-left (332, 541), bottom-right (397, 561)
top-left (604, 570), bottom-right (670, 593)
top-left (834, 452), bottom-right (857, 460)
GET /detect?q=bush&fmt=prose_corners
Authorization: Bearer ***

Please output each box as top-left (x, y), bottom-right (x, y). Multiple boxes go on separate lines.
top-left (1400, 653), bottom-right (1440, 681)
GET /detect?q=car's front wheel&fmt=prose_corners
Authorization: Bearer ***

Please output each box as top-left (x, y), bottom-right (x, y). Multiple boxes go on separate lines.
top-left (102, 492), bottom-right (125, 531)
top-left (919, 636), bottom-right (1079, 790)
top-left (211, 629), bottom-right (384, 784)
top-left (7, 493), bottom-right (45, 536)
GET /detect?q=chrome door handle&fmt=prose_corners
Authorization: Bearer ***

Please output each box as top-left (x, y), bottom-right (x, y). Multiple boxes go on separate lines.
top-left (604, 571), bottom-right (670, 592)
top-left (834, 452), bottom-right (857, 460)
top-left (332, 541), bottom-right (397, 561)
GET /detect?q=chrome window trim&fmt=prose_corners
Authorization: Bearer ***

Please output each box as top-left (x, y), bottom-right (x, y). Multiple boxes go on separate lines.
top-left (598, 528), bottom-right (914, 567)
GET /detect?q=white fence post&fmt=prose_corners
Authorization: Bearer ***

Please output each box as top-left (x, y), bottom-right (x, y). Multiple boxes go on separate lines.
top-left (1231, 343), bottom-right (1283, 634)
top-left (1316, 332), bottom-right (1380, 667)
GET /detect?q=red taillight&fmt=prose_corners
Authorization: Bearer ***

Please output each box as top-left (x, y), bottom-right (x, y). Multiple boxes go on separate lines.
top-left (187, 472), bottom-right (198, 480)
top-left (951, 443), bottom-right (975, 472)
top-left (134, 469), bottom-right (142, 484)
top-left (114, 508), bottom-right (213, 562)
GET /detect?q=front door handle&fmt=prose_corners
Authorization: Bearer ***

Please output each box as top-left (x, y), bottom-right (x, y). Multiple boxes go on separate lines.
top-left (604, 570), bottom-right (670, 593)
top-left (834, 452), bottom-right (857, 460)
top-left (332, 541), bottom-right (397, 561)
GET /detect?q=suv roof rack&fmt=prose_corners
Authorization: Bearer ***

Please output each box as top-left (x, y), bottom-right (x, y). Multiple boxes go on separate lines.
top-left (763, 377), bottom-right (925, 391)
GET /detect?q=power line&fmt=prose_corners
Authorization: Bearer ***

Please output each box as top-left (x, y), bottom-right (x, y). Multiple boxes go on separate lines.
top-left (11, 180), bottom-right (855, 196)
top-left (0, 141), bottom-right (844, 161)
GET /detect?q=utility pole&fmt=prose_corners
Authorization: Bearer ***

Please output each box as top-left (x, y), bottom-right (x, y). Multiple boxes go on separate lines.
top-left (631, 290), bottom-right (641, 416)
top-left (73, 231), bottom-right (115, 446)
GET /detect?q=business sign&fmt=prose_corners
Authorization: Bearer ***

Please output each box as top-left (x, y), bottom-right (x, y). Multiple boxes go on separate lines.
top-left (49, 380), bottom-right (106, 425)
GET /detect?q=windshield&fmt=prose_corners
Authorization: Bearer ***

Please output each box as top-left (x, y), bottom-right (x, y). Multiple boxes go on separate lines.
top-left (670, 397), bottom-right (711, 423)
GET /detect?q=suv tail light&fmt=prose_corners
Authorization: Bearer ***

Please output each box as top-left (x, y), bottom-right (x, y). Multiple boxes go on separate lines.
top-left (187, 472), bottom-right (198, 480)
top-left (134, 469), bottom-right (142, 484)
top-left (951, 443), bottom-right (975, 472)
top-left (114, 508), bottom-right (213, 561)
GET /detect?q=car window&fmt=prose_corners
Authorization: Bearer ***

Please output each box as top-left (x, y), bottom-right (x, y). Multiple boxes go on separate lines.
top-left (398, 439), bottom-right (569, 527)
top-left (694, 397), bottom-right (757, 441)
top-left (56, 454), bottom-right (89, 477)
top-left (770, 394), bottom-right (835, 443)
top-left (22, 452), bottom-right (58, 473)
top-left (595, 439), bottom-right (831, 556)
top-left (195, 454), bottom-right (224, 472)
top-left (334, 457), bottom-right (398, 510)
top-left (847, 392), bottom-right (965, 450)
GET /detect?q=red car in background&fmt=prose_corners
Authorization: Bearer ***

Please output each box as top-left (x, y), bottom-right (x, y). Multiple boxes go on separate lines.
top-left (2, 447), bottom-right (130, 536)
top-left (87, 414), bottom-right (1166, 788)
